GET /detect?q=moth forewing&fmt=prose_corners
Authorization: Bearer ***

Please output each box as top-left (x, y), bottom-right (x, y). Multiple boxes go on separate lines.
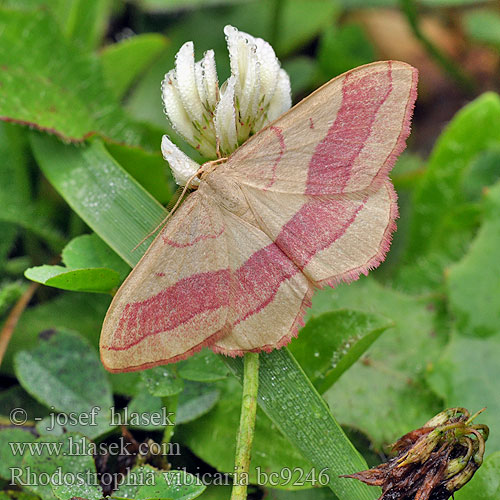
top-left (100, 188), bottom-right (231, 372)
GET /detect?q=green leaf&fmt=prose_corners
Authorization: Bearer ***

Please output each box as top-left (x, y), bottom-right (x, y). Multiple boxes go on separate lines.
top-left (127, 380), bottom-right (219, 429)
top-left (106, 142), bottom-right (175, 205)
top-left (0, 491), bottom-right (40, 500)
top-left (135, 470), bottom-right (205, 500)
top-left (14, 329), bottom-right (114, 439)
top-left (0, 385), bottom-right (48, 421)
top-left (318, 23), bottom-right (375, 78)
top-left (282, 57), bottom-right (318, 97)
top-left (64, 0), bottom-right (113, 51)
top-left (0, 206), bottom-right (65, 252)
top-left (3, 0), bottom-right (112, 50)
top-left (265, 488), bottom-right (337, 499)
top-left (62, 233), bottom-right (130, 276)
top-left (112, 465), bottom-right (205, 500)
top-left (25, 265), bottom-right (122, 294)
top-left (25, 233), bottom-right (130, 293)
top-left (135, 0), bottom-right (337, 58)
top-left (427, 332), bottom-right (500, 453)
top-left (112, 465), bottom-right (153, 499)
top-left (0, 8), bottom-right (144, 146)
top-left (272, 0), bottom-right (340, 57)
top-left (447, 182), bottom-right (500, 337)
top-left (0, 122), bottom-right (29, 214)
top-left (0, 281), bottom-right (24, 317)
top-left (0, 123), bottom-right (64, 251)
top-left (126, 391), bottom-right (164, 430)
top-left (396, 203), bottom-right (481, 292)
top-left (126, 52), bottom-right (184, 132)
top-left (462, 148), bottom-right (500, 202)
top-left (19, 433), bottom-right (102, 500)
top-left (177, 381), bottom-right (220, 424)
top-left (419, 0), bottom-right (489, 5)
top-left (137, 0), bottom-right (246, 11)
top-left (338, 0), bottom-right (396, 6)
top-left (30, 135), bottom-right (166, 266)
top-left (224, 353), bottom-right (374, 496)
top-left (177, 378), bottom-right (317, 490)
top-left (177, 349), bottom-right (229, 382)
top-left (109, 371), bottom-right (142, 397)
top-left (197, 485), bottom-right (232, 500)
top-left (289, 309), bottom-right (392, 393)
top-left (464, 9), bottom-right (500, 49)
top-left (454, 451), bottom-right (500, 499)
top-left (101, 34), bottom-right (169, 99)
top-left (398, 93), bottom-right (500, 292)
top-left (0, 223), bottom-right (17, 269)
top-left (403, 92), bottom-right (500, 267)
top-left (1, 292), bottom-right (110, 374)
top-left (312, 278), bottom-right (445, 448)
top-left (0, 429), bottom-right (36, 480)
top-left (141, 366), bottom-right (184, 397)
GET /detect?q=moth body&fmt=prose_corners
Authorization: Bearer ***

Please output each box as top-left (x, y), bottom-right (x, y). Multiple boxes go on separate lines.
top-left (204, 171), bottom-right (250, 217)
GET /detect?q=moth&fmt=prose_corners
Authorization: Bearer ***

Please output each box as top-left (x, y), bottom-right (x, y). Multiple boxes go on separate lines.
top-left (100, 61), bottom-right (418, 373)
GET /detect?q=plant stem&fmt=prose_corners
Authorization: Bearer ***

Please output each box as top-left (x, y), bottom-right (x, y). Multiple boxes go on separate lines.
top-left (400, 0), bottom-right (476, 94)
top-left (269, 0), bottom-right (283, 48)
top-left (224, 349), bottom-right (378, 499)
top-left (0, 281), bottom-right (38, 368)
top-left (231, 352), bottom-right (260, 500)
top-left (162, 394), bottom-right (178, 445)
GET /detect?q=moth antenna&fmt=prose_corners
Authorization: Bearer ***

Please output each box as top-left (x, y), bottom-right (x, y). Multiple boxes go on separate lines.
top-left (132, 169), bottom-right (201, 252)
top-left (166, 185), bottom-right (184, 212)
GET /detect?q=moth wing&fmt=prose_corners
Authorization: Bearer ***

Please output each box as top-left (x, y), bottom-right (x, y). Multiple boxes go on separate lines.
top-left (239, 181), bottom-right (397, 287)
top-left (100, 188), bottom-right (230, 372)
top-left (210, 205), bottom-right (313, 356)
top-left (223, 61), bottom-right (417, 195)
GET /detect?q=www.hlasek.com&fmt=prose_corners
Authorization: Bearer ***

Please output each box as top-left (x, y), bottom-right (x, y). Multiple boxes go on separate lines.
top-left (10, 467), bottom-right (331, 488)
top-left (8, 435), bottom-right (181, 458)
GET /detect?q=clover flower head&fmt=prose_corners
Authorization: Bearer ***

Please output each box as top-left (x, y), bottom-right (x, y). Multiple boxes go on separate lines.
top-left (160, 26), bottom-right (291, 186)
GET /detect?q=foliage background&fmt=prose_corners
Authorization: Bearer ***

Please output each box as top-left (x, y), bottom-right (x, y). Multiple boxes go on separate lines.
top-left (1, 0), bottom-right (500, 499)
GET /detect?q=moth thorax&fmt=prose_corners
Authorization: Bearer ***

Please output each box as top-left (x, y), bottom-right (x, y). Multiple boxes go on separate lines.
top-left (205, 173), bottom-right (249, 217)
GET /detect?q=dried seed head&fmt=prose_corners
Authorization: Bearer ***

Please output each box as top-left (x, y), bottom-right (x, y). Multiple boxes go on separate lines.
top-left (342, 407), bottom-right (488, 500)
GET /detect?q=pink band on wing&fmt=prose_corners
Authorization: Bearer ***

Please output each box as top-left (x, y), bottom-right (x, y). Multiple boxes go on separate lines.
top-left (111, 269), bottom-right (230, 350)
top-left (275, 196), bottom-right (366, 269)
top-left (232, 243), bottom-right (297, 325)
top-left (306, 64), bottom-right (393, 194)
top-left (263, 126), bottom-right (286, 190)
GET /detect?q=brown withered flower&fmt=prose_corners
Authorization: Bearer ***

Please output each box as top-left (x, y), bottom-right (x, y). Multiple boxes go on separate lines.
top-left (342, 407), bottom-right (489, 500)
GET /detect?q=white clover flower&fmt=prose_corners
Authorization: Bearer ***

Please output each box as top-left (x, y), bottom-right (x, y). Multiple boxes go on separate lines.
top-left (161, 26), bottom-right (291, 186)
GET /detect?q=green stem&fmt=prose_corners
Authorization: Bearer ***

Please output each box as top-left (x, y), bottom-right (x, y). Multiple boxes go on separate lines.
top-left (400, 0), bottom-right (476, 94)
top-left (269, 0), bottom-right (284, 48)
top-left (162, 394), bottom-right (178, 445)
top-left (231, 352), bottom-right (260, 500)
top-left (224, 349), bottom-right (378, 499)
